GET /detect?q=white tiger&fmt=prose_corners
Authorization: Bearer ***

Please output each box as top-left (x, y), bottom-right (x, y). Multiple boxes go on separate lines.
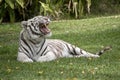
top-left (17, 16), bottom-right (111, 62)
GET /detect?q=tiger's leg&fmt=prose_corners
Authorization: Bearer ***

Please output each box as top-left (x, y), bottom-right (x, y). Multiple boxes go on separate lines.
top-left (67, 45), bottom-right (111, 58)
top-left (65, 43), bottom-right (99, 58)
top-left (17, 52), bottom-right (33, 62)
top-left (74, 48), bottom-right (100, 58)
top-left (34, 52), bottom-right (57, 62)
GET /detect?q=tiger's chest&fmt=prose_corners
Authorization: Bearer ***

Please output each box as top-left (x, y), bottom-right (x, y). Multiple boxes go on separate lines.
top-left (29, 40), bottom-right (47, 56)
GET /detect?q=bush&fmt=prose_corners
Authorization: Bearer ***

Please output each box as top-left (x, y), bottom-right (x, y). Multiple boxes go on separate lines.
top-left (0, 0), bottom-right (91, 23)
top-left (0, 0), bottom-right (40, 23)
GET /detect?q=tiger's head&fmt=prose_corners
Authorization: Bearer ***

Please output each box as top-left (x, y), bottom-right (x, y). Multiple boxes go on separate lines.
top-left (21, 16), bottom-right (52, 39)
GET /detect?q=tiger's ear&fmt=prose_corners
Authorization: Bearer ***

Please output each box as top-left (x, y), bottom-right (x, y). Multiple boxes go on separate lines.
top-left (21, 21), bottom-right (27, 28)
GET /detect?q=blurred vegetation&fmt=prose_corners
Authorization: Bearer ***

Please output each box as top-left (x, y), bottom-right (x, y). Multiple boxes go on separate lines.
top-left (0, 0), bottom-right (120, 23)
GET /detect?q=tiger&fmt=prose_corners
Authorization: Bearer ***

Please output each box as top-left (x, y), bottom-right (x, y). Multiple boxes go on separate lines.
top-left (17, 16), bottom-right (111, 62)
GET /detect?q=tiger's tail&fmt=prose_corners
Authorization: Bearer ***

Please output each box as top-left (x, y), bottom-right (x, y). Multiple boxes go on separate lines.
top-left (96, 46), bottom-right (112, 56)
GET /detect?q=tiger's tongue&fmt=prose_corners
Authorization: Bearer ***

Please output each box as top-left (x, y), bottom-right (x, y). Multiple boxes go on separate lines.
top-left (40, 26), bottom-right (50, 34)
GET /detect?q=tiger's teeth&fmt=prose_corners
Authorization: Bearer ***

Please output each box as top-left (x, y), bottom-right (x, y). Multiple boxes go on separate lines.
top-left (40, 24), bottom-right (50, 35)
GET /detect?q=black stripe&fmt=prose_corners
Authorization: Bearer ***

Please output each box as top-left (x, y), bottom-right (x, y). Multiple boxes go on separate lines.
top-left (31, 23), bottom-right (38, 31)
top-left (20, 41), bottom-right (35, 61)
top-left (72, 46), bottom-right (77, 55)
top-left (80, 49), bottom-right (83, 54)
top-left (29, 25), bottom-right (41, 35)
top-left (36, 39), bottom-right (46, 55)
top-left (65, 44), bottom-right (71, 51)
top-left (29, 39), bottom-right (36, 44)
top-left (65, 44), bottom-right (74, 55)
top-left (72, 47), bottom-right (78, 55)
top-left (40, 46), bottom-right (47, 56)
top-left (19, 50), bottom-right (31, 59)
top-left (20, 44), bottom-right (30, 57)
top-left (19, 50), bottom-right (35, 62)
top-left (19, 40), bottom-right (34, 60)
top-left (21, 33), bottom-right (33, 55)
top-left (34, 26), bottom-right (38, 31)
top-left (43, 51), bottom-right (49, 56)
top-left (31, 23), bottom-right (34, 27)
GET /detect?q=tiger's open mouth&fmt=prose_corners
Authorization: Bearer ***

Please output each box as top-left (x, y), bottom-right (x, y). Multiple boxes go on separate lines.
top-left (39, 23), bottom-right (51, 35)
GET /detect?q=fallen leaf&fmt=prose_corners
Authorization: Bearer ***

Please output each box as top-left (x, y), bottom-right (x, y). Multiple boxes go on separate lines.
top-left (38, 71), bottom-right (43, 75)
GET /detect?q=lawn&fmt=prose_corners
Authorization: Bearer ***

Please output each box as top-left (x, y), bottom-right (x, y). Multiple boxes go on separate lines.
top-left (0, 15), bottom-right (120, 80)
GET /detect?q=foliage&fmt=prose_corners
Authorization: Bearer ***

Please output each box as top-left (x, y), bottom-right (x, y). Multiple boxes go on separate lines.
top-left (0, 0), bottom-right (39, 23)
top-left (0, 0), bottom-right (15, 23)
top-left (0, 15), bottom-right (120, 79)
top-left (0, 0), bottom-right (91, 23)
top-left (39, 0), bottom-right (91, 19)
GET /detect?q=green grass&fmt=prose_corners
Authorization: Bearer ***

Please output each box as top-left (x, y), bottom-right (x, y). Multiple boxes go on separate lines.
top-left (0, 15), bottom-right (120, 80)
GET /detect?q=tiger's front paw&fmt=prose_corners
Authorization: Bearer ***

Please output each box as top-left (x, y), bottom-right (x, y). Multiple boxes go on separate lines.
top-left (17, 52), bottom-right (34, 62)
